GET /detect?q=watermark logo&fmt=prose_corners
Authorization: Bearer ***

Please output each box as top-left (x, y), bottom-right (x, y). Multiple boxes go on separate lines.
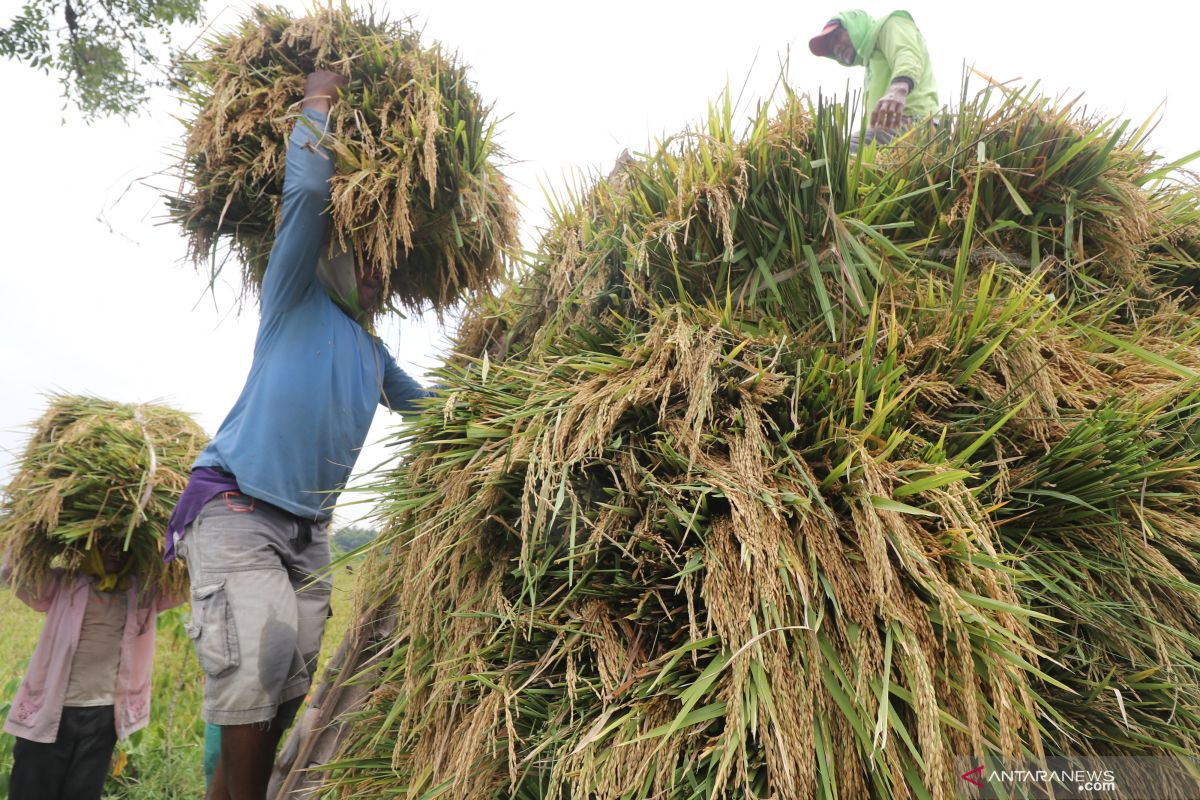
top-left (960, 765), bottom-right (985, 789)
top-left (954, 756), bottom-right (1200, 799)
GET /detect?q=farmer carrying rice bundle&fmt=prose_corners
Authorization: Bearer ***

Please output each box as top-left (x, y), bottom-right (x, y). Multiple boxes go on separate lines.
top-left (165, 10), bottom-right (514, 791)
top-left (166, 50), bottom-right (459, 800)
top-left (0, 395), bottom-right (202, 800)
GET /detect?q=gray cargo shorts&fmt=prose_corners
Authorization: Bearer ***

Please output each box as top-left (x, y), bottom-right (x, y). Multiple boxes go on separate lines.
top-left (178, 492), bottom-right (332, 726)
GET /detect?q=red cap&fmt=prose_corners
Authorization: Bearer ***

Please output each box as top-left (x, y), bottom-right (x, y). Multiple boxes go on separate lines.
top-left (808, 20), bottom-right (841, 58)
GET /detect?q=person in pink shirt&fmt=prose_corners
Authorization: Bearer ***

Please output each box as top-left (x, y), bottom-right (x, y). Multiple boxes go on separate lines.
top-left (2, 542), bottom-right (182, 800)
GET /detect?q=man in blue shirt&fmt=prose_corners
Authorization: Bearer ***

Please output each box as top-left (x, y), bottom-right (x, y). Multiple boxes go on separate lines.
top-left (168, 70), bottom-right (432, 800)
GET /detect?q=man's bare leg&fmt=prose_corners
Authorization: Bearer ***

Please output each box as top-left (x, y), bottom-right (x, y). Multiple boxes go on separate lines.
top-left (207, 696), bottom-right (303, 800)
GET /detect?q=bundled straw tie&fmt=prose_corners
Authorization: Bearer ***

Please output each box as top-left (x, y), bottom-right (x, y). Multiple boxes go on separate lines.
top-left (129, 407), bottom-right (159, 539)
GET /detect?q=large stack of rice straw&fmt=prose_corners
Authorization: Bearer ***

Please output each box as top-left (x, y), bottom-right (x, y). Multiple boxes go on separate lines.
top-left (167, 4), bottom-right (518, 315)
top-left (0, 395), bottom-right (206, 600)
top-left (272, 82), bottom-right (1200, 799)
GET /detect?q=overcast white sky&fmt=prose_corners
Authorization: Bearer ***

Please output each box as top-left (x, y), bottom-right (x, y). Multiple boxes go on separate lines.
top-left (2, 0), bottom-right (1198, 528)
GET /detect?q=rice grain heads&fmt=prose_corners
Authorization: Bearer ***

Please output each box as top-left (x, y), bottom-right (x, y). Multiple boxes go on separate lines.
top-left (0, 395), bottom-right (207, 600)
top-left (167, 3), bottom-right (517, 315)
top-left (280, 83), bottom-right (1200, 799)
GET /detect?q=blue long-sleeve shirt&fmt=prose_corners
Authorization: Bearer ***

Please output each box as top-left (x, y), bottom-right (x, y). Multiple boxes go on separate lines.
top-left (192, 108), bottom-right (428, 520)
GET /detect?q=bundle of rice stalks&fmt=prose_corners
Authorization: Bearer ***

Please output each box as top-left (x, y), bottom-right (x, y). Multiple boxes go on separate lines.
top-left (274, 82), bottom-right (1200, 800)
top-left (0, 395), bottom-right (207, 600)
top-left (167, 3), bottom-right (517, 315)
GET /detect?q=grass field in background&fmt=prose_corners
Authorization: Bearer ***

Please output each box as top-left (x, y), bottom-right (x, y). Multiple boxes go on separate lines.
top-left (0, 563), bottom-right (360, 798)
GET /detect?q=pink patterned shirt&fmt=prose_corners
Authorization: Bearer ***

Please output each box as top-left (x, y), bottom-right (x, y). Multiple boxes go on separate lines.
top-left (2, 569), bottom-right (182, 744)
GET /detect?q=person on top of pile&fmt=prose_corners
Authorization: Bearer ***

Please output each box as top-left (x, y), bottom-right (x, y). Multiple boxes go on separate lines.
top-left (808, 10), bottom-right (938, 151)
top-left (2, 541), bottom-right (183, 800)
top-left (165, 69), bottom-right (434, 800)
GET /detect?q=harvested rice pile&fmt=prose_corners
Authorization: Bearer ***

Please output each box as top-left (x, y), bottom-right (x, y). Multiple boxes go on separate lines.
top-left (167, 4), bottom-right (517, 314)
top-left (0, 395), bottom-right (207, 599)
top-left (275, 85), bottom-right (1200, 799)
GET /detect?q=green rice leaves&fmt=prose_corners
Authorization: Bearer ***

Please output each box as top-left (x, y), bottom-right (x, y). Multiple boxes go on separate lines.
top-left (280, 80), bottom-right (1200, 799)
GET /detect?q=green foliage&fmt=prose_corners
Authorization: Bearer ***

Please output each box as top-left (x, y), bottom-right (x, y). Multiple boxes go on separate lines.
top-left (332, 525), bottom-right (379, 555)
top-left (101, 605), bottom-right (206, 798)
top-left (0, 664), bottom-right (26, 795)
top-left (0, 0), bottom-right (201, 119)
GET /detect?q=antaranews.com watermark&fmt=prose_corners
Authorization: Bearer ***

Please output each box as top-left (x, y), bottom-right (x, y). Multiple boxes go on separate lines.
top-left (955, 756), bottom-right (1200, 799)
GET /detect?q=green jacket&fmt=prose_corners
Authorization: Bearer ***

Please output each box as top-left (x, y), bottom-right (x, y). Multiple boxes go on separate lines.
top-left (834, 9), bottom-right (938, 121)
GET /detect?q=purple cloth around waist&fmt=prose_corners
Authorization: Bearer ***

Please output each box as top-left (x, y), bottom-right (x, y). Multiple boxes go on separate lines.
top-left (164, 467), bottom-right (240, 562)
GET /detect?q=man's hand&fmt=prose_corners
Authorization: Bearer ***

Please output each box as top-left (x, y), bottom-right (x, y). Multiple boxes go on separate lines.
top-left (871, 80), bottom-right (909, 131)
top-left (301, 70), bottom-right (348, 115)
